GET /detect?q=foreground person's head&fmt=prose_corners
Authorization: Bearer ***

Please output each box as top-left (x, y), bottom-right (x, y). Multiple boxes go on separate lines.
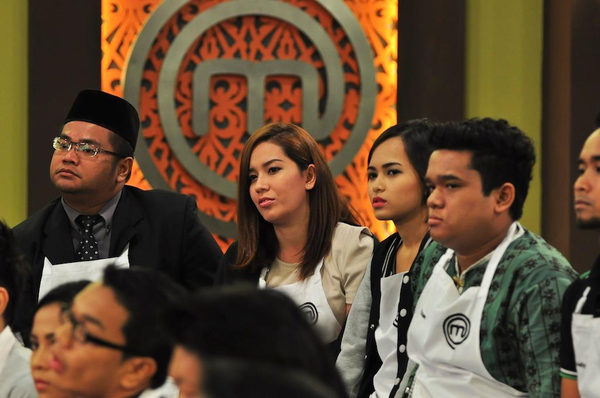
top-left (164, 286), bottom-right (347, 398)
top-left (48, 266), bottom-right (184, 398)
top-left (31, 281), bottom-right (90, 397)
top-left (200, 359), bottom-right (338, 398)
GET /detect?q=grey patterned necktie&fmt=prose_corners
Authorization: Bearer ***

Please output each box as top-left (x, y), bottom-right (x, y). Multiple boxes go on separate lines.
top-left (76, 215), bottom-right (102, 261)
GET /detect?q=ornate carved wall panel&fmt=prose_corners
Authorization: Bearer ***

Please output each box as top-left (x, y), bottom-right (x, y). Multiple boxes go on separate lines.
top-left (101, 0), bottom-right (398, 249)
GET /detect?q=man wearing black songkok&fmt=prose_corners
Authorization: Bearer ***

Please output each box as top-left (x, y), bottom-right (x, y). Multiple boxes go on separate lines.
top-left (12, 90), bottom-right (223, 340)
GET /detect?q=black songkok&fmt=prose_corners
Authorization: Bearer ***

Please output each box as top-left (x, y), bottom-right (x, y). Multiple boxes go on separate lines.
top-left (65, 90), bottom-right (140, 151)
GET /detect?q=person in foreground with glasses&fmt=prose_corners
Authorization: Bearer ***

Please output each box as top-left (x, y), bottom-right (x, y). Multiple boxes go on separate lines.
top-left (0, 220), bottom-right (36, 397)
top-left (46, 265), bottom-right (183, 397)
top-left (12, 89), bottom-right (223, 342)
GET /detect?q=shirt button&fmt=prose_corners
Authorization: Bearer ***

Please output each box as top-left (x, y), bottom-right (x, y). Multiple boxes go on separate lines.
top-left (400, 309), bottom-right (407, 317)
top-left (403, 275), bottom-right (410, 284)
top-left (370, 324), bottom-right (375, 330)
top-left (399, 344), bottom-right (406, 353)
top-left (364, 355), bottom-right (368, 359)
top-left (394, 378), bottom-right (400, 385)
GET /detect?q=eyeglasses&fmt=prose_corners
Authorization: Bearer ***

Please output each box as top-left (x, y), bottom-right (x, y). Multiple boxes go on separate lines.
top-left (52, 137), bottom-right (126, 158)
top-left (60, 304), bottom-right (135, 354)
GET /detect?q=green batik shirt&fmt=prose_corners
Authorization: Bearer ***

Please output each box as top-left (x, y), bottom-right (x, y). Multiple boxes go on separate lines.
top-left (407, 229), bottom-right (578, 397)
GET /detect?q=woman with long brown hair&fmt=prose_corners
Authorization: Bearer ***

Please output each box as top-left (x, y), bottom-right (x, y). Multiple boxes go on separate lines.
top-left (216, 122), bottom-right (374, 349)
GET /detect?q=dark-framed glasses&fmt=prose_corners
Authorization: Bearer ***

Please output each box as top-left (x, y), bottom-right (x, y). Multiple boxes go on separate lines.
top-left (60, 304), bottom-right (135, 354)
top-left (52, 136), bottom-right (126, 158)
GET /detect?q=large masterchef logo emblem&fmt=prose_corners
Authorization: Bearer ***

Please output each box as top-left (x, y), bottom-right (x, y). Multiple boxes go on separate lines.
top-left (123, 0), bottom-right (376, 238)
top-left (443, 313), bottom-right (471, 349)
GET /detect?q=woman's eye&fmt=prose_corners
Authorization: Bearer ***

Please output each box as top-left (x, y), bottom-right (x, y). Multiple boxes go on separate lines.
top-left (268, 167), bottom-right (281, 174)
top-left (367, 172), bottom-right (377, 180)
top-left (248, 175), bottom-right (257, 183)
top-left (387, 169), bottom-right (401, 176)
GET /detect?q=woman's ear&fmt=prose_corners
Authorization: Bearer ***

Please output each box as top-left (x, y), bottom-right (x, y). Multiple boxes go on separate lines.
top-left (305, 164), bottom-right (317, 190)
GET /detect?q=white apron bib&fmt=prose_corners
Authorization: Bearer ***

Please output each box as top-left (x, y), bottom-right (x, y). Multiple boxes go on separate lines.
top-left (371, 271), bottom-right (408, 398)
top-left (139, 376), bottom-right (180, 398)
top-left (38, 245), bottom-right (130, 301)
top-left (259, 259), bottom-right (341, 344)
top-left (571, 286), bottom-right (600, 398)
top-left (407, 222), bottom-right (527, 397)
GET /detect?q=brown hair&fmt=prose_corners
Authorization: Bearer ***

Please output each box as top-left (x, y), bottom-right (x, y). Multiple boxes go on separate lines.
top-left (236, 123), bottom-right (359, 279)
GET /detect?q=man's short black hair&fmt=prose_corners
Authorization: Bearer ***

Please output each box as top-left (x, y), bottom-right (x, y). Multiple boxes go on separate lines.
top-left (36, 280), bottom-right (90, 314)
top-left (163, 285), bottom-right (347, 398)
top-left (430, 118), bottom-right (535, 220)
top-left (0, 221), bottom-right (30, 328)
top-left (102, 266), bottom-right (185, 388)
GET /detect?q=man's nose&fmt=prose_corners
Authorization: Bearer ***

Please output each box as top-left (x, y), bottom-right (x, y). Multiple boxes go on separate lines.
top-left (62, 146), bottom-right (80, 163)
top-left (427, 188), bottom-right (441, 208)
top-left (54, 322), bottom-right (74, 348)
top-left (574, 171), bottom-right (589, 193)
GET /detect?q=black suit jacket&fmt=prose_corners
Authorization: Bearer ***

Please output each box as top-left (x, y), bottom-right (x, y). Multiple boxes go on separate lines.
top-left (13, 185), bottom-right (223, 337)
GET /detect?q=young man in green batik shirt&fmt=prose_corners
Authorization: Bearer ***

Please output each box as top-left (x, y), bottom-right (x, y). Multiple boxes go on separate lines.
top-left (403, 118), bottom-right (577, 397)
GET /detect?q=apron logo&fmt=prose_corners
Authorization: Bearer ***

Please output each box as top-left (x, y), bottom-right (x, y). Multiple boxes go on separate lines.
top-left (299, 302), bottom-right (319, 326)
top-left (443, 313), bottom-right (471, 349)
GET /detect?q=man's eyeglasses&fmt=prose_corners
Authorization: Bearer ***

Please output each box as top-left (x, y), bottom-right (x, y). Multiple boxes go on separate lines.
top-left (60, 304), bottom-right (135, 354)
top-left (52, 137), bottom-right (126, 158)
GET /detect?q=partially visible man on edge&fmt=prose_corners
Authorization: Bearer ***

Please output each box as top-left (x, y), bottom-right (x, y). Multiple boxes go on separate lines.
top-left (404, 118), bottom-right (578, 397)
top-left (0, 220), bottom-right (36, 397)
top-left (560, 116), bottom-right (600, 398)
top-left (47, 265), bottom-right (183, 397)
top-left (13, 90), bottom-right (223, 340)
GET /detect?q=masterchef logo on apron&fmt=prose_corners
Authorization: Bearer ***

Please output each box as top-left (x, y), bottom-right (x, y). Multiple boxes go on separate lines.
top-left (299, 302), bottom-right (319, 325)
top-left (443, 313), bottom-right (471, 349)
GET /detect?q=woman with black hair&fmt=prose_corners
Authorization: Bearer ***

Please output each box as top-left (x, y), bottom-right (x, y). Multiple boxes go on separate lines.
top-left (337, 121), bottom-right (436, 398)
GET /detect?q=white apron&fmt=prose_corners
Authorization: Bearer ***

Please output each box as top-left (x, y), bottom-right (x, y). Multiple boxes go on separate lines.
top-left (139, 376), bottom-right (180, 398)
top-left (371, 271), bottom-right (408, 397)
top-left (38, 246), bottom-right (130, 301)
top-left (571, 286), bottom-right (600, 398)
top-left (407, 222), bottom-right (527, 397)
top-left (259, 259), bottom-right (341, 344)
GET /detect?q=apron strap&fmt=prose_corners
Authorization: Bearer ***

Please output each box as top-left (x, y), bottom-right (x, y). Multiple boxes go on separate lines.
top-left (574, 286), bottom-right (591, 315)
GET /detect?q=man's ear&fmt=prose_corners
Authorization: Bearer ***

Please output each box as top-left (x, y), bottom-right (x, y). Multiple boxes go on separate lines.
top-left (116, 158), bottom-right (133, 184)
top-left (493, 183), bottom-right (515, 215)
top-left (305, 164), bottom-right (317, 190)
top-left (0, 287), bottom-right (8, 323)
top-left (120, 357), bottom-right (157, 392)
